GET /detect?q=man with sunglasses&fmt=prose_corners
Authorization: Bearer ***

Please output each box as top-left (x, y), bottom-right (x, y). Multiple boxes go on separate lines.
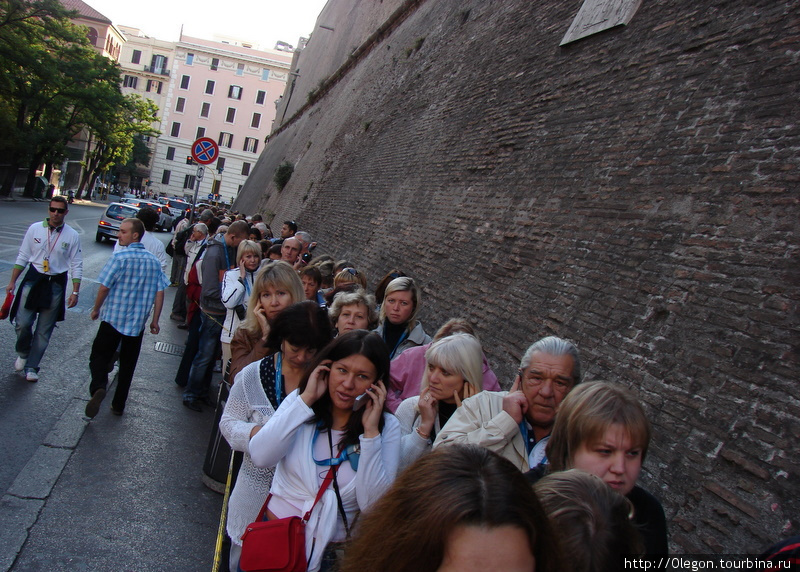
top-left (6, 196), bottom-right (83, 382)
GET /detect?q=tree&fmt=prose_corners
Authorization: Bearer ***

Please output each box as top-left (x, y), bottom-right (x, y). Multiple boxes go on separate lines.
top-left (0, 0), bottom-right (129, 197)
top-left (76, 95), bottom-right (160, 199)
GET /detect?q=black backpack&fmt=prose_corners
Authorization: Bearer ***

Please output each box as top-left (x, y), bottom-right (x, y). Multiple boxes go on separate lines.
top-left (174, 224), bottom-right (194, 256)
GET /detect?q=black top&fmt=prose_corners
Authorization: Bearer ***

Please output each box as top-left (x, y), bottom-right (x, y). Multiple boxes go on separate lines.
top-left (524, 468), bottom-right (669, 556)
top-left (258, 354), bottom-right (284, 409)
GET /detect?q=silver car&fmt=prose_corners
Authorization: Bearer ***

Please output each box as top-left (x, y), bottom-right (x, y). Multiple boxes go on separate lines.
top-left (96, 202), bottom-right (140, 242)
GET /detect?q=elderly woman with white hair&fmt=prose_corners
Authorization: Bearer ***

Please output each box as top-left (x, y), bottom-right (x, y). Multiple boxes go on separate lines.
top-left (394, 333), bottom-right (483, 467)
top-left (373, 276), bottom-right (431, 359)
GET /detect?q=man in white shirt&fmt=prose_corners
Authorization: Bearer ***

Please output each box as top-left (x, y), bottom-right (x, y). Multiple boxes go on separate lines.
top-left (113, 206), bottom-right (168, 275)
top-left (6, 196), bottom-right (83, 382)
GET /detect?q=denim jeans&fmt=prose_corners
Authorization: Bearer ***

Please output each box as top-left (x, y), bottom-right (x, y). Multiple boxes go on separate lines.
top-left (182, 311), bottom-right (222, 401)
top-left (14, 281), bottom-right (63, 372)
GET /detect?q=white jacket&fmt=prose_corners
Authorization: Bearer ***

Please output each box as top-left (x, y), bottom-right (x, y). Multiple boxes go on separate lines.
top-left (249, 390), bottom-right (401, 572)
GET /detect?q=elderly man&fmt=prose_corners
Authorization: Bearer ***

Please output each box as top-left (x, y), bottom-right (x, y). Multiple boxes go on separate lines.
top-left (433, 336), bottom-right (581, 472)
top-left (7, 196), bottom-right (82, 382)
top-left (85, 218), bottom-right (168, 417)
top-left (280, 236), bottom-right (302, 265)
top-left (182, 220), bottom-right (249, 411)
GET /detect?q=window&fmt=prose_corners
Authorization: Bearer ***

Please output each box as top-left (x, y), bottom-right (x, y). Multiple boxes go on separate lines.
top-left (175, 97), bottom-right (186, 113)
top-left (255, 90), bottom-right (266, 105)
top-left (205, 80), bottom-right (215, 94)
top-left (146, 80), bottom-right (163, 94)
top-left (184, 174), bottom-right (196, 189)
top-left (225, 107), bottom-right (236, 123)
top-left (186, 53), bottom-right (194, 65)
top-left (151, 54), bottom-right (168, 74)
top-left (217, 157), bottom-right (226, 172)
top-left (241, 162), bottom-right (251, 176)
top-left (123, 75), bottom-right (138, 89)
top-left (170, 122), bottom-right (181, 137)
top-left (244, 137), bottom-right (258, 153)
top-left (211, 57), bottom-right (219, 71)
top-left (131, 50), bottom-right (141, 64)
top-left (161, 170), bottom-right (171, 185)
top-left (87, 27), bottom-right (98, 47)
top-left (251, 113), bottom-right (261, 128)
top-left (166, 147), bottom-right (175, 161)
top-left (196, 126), bottom-right (206, 139)
top-left (261, 69), bottom-right (270, 81)
top-left (236, 63), bottom-right (245, 76)
top-left (228, 85), bottom-right (242, 100)
top-left (200, 102), bottom-right (210, 118)
top-left (180, 75), bottom-right (190, 89)
top-left (219, 132), bottom-right (233, 148)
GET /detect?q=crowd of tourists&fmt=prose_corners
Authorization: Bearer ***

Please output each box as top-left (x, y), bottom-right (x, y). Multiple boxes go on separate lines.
top-left (6, 199), bottom-right (795, 572)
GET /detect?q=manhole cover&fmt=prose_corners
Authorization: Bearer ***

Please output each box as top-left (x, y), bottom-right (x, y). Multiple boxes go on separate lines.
top-left (154, 342), bottom-right (184, 356)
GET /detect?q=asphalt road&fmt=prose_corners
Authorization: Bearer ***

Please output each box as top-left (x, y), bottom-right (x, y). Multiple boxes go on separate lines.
top-left (0, 198), bottom-right (223, 571)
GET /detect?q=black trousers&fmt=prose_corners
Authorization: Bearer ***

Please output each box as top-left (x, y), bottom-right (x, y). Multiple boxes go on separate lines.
top-left (89, 321), bottom-right (144, 412)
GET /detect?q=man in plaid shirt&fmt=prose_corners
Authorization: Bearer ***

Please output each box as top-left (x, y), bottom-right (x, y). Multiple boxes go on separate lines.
top-left (85, 218), bottom-right (169, 418)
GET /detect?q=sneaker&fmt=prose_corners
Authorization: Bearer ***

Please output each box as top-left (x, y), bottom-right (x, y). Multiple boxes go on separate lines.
top-left (14, 356), bottom-right (26, 372)
top-left (25, 369), bottom-right (39, 382)
top-left (85, 388), bottom-right (107, 418)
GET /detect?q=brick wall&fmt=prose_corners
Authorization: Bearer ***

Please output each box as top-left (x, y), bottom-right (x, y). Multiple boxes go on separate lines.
top-left (237, 0), bottom-right (799, 553)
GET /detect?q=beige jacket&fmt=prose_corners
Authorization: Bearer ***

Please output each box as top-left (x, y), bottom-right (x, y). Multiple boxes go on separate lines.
top-left (432, 391), bottom-right (529, 472)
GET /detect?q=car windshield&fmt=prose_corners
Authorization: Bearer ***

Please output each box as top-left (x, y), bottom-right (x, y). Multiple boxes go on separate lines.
top-left (106, 204), bottom-right (139, 221)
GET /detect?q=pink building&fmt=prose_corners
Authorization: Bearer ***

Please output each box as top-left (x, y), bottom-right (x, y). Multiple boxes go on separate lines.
top-left (151, 36), bottom-right (293, 204)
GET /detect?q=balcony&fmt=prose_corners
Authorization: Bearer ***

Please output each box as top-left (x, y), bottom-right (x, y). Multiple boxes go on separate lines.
top-left (144, 65), bottom-right (169, 76)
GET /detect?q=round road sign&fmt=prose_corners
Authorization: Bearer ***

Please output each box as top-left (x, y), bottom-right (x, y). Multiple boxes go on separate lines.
top-left (191, 137), bottom-right (219, 165)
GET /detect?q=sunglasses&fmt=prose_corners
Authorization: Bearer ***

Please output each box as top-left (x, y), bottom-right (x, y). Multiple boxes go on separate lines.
top-left (49, 207), bottom-right (67, 214)
top-left (344, 268), bottom-right (359, 276)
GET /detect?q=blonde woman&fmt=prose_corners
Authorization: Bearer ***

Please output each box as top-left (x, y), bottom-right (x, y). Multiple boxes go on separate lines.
top-left (219, 240), bottom-right (261, 368)
top-left (228, 261), bottom-right (304, 382)
top-left (394, 333), bottom-right (483, 467)
top-left (373, 276), bottom-right (431, 359)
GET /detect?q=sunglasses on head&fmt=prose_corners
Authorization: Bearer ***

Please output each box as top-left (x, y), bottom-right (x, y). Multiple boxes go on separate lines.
top-left (49, 207), bottom-right (66, 214)
top-left (344, 268), bottom-right (359, 276)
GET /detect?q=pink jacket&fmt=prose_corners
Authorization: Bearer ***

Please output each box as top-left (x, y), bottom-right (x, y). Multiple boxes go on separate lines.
top-left (386, 343), bottom-right (501, 413)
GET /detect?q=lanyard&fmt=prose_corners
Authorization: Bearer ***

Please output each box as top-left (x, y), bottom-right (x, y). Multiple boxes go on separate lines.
top-left (519, 421), bottom-right (534, 455)
top-left (311, 427), bottom-right (360, 471)
top-left (221, 238), bottom-right (232, 269)
top-left (243, 273), bottom-right (252, 296)
top-left (383, 328), bottom-right (408, 360)
top-left (42, 225), bottom-right (61, 271)
top-left (274, 352), bottom-right (283, 406)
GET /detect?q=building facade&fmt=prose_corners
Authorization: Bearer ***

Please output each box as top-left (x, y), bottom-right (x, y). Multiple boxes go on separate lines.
top-left (117, 26), bottom-right (175, 191)
top-left (149, 36), bottom-right (292, 204)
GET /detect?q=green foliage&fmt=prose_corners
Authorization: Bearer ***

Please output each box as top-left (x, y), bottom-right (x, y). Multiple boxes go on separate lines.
top-left (0, 0), bottom-right (147, 196)
top-left (273, 161), bottom-right (294, 191)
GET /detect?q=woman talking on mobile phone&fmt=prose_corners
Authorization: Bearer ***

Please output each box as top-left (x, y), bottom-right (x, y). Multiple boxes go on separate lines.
top-left (248, 330), bottom-right (401, 572)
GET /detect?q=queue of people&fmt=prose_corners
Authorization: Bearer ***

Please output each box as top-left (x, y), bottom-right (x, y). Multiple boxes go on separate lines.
top-left (156, 211), bottom-right (671, 572)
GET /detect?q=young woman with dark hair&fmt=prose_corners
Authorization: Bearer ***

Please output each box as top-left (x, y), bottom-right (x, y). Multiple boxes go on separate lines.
top-left (248, 330), bottom-right (401, 572)
top-left (219, 301), bottom-right (332, 572)
top-left (340, 444), bottom-right (564, 572)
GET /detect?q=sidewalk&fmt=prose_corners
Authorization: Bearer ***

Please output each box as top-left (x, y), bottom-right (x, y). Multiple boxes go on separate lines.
top-left (1, 286), bottom-right (225, 572)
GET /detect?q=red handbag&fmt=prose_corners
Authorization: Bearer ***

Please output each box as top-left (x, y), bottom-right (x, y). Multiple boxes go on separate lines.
top-left (239, 466), bottom-right (338, 572)
top-left (0, 291), bottom-right (13, 320)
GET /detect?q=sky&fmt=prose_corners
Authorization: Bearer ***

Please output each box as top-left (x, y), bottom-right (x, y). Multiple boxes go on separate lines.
top-left (84, 0), bottom-right (329, 49)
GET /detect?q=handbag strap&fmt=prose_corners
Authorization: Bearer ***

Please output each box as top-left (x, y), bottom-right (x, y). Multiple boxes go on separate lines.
top-left (253, 465), bottom-right (339, 523)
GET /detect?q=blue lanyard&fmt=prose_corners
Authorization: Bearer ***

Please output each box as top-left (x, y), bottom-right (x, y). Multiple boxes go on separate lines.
top-left (275, 352), bottom-right (283, 406)
top-left (243, 273), bottom-right (252, 296)
top-left (519, 421), bottom-right (534, 455)
top-left (311, 427), bottom-right (360, 471)
top-left (222, 240), bottom-right (231, 269)
top-left (384, 329), bottom-right (408, 360)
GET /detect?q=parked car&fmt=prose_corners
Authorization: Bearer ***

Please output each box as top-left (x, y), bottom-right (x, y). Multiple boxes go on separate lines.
top-left (117, 199), bottom-right (174, 231)
top-left (162, 198), bottom-right (192, 219)
top-left (96, 203), bottom-right (141, 242)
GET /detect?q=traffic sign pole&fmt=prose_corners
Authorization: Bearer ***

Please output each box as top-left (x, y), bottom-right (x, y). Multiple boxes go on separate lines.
top-left (189, 137), bottom-right (218, 221)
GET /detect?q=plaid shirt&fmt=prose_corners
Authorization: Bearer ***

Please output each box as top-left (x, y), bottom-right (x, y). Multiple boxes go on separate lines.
top-left (97, 242), bottom-right (169, 336)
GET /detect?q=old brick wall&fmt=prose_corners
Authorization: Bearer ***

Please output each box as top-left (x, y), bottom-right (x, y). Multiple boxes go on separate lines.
top-left (237, 0), bottom-right (799, 553)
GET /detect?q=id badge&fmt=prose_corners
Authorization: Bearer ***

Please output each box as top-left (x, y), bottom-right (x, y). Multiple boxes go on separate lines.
top-left (42, 258), bottom-right (50, 273)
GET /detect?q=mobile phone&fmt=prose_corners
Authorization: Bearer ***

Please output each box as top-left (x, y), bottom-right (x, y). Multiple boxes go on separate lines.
top-left (353, 391), bottom-right (369, 411)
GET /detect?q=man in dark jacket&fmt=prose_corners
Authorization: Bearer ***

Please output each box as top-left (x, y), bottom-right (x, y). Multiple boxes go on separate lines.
top-left (181, 220), bottom-right (248, 411)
